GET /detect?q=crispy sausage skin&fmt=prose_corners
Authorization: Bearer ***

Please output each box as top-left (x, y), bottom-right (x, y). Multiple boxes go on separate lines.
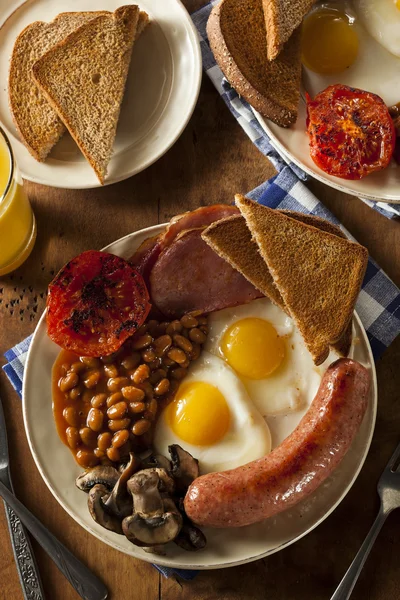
top-left (184, 358), bottom-right (370, 528)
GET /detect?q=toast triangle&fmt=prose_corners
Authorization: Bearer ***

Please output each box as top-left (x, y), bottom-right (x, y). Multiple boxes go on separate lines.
top-left (235, 195), bottom-right (368, 365)
top-left (32, 6), bottom-right (141, 183)
top-left (262, 0), bottom-right (316, 60)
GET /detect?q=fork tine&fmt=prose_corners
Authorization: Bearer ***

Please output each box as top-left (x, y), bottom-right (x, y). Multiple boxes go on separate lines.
top-left (385, 439), bottom-right (400, 472)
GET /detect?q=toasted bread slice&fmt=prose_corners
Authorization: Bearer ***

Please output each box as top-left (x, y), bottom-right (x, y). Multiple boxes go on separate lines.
top-left (9, 12), bottom-right (107, 161)
top-left (32, 6), bottom-right (144, 183)
top-left (207, 0), bottom-right (302, 127)
top-left (262, 0), bottom-right (316, 60)
top-left (9, 10), bottom-right (148, 162)
top-left (202, 209), bottom-right (351, 356)
top-left (235, 195), bottom-right (368, 365)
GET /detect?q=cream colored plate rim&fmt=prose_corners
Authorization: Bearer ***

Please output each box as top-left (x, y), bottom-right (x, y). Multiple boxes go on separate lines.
top-left (22, 224), bottom-right (378, 570)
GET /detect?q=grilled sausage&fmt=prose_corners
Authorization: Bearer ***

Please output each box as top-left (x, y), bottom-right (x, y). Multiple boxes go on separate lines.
top-left (184, 358), bottom-right (370, 528)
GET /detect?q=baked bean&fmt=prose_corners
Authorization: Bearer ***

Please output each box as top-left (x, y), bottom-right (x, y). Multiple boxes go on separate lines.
top-left (60, 363), bottom-right (69, 376)
top-left (137, 381), bottom-right (153, 400)
top-left (197, 316), bottom-right (208, 326)
top-left (121, 353), bottom-right (141, 371)
top-left (106, 446), bottom-right (120, 462)
top-left (100, 351), bottom-right (120, 364)
top-left (166, 320), bottom-right (182, 336)
top-left (129, 401), bottom-right (146, 414)
top-left (91, 393), bottom-right (107, 408)
top-left (66, 426), bottom-right (80, 449)
top-left (200, 325), bottom-right (208, 335)
top-left (142, 348), bottom-right (156, 363)
top-left (181, 314), bottom-right (198, 328)
top-left (149, 368), bottom-right (167, 385)
top-left (121, 386), bottom-right (145, 402)
top-left (189, 327), bottom-right (206, 344)
top-left (97, 431), bottom-right (113, 452)
top-left (76, 449), bottom-right (98, 468)
top-left (107, 401), bottom-right (128, 420)
top-left (131, 418), bottom-right (151, 436)
top-left (144, 398), bottom-right (158, 421)
top-left (173, 334), bottom-right (193, 354)
top-left (63, 406), bottom-right (80, 427)
top-left (80, 357), bottom-right (101, 368)
top-left (181, 358), bottom-right (190, 369)
top-left (131, 333), bottom-right (152, 350)
top-left (87, 408), bottom-right (104, 432)
top-left (154, 335), bottom-right (172, 357)
top-left (70, 362), bottom-right (86, 374)
top-left (131, 364), bottom-right (150, 384)
top-left (112, 429), bottom-right (130, 448)
top-left (83, 369), bottom-right (102, 389)
top-left (106, 392), bottom-right (123, 408)
top-left (147, 320), bottom-right (162, 337)
top-left (171, 367), bottom-right (188, 380)
top-left (136, 323), bottom-right (148, 336)
top-left (162, 356), bottom-right (175, 368)
top-left (107, 376), bottom-right (129, 392)
top-left (59, 372), bottom-right (79, 392)
top-left (189, 343), bottom-right (201, 361)
top-left (108, 418), bottom-right (131, 431)
top-left (69, 386), bottom-right (82, 401)
top-left (79, 427), bottom-right (97, 447)
top-left (147, 358), bottom-right (162, 371)
top-left (103, 363), bottom-right (119, 378)
top-left (167, 347), bottom-right (187, 365)
top-left (154, 378), bottom-right (170, 396)
top-left (168, 379), bottom-right (180, 399)
top-left (94, 448), bottom-right (105, 458)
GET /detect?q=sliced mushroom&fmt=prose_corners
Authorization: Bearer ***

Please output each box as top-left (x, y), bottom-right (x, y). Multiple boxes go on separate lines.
top-left (141, 453), bottom-right (172, 473)
top-left (76, 465), bottom-right (120, 493)
top-left (143, 545), bottom-right (167, 556)
top-left (122, 511), bottom-right (182, 547)
top-left (174, 523), bottom-right (207, 551)
top-left (104, 453), bottom-right (139, 518)
top-left (87, 484), bottom-right (123, 534)
top-left (168, 445), bottom-right (199, 491)
top-left (127, 468), bottom-right (175, 516)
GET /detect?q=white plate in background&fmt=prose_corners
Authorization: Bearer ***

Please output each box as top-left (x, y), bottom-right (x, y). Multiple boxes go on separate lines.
top-left (0, 0), bottom-right (201, 188)
top-left (22, 225), bottom-right (377, 570)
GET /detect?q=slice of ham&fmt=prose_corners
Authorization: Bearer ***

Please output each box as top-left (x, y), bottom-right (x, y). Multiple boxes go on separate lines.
top-left (129, 205), bottom-right (239, 289)
top-left (150, 228), bottom-right (263, 318)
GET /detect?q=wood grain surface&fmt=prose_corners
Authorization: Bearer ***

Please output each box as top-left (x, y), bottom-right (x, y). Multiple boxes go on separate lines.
top-left (1, 1), bottom-right (400, 599)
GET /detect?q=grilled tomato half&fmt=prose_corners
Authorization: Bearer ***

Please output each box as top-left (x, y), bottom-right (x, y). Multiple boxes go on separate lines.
top-left (47, 251), bottom-right (151, 356)
top-left (306, 84), bottom-right (395, 180)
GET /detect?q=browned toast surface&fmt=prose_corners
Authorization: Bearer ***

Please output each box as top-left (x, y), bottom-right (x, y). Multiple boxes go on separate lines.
top-left (262, 0), bottom-right (316, 60)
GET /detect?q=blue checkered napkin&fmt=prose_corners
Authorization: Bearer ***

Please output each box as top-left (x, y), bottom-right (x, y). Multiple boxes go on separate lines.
top-left (2, 337), bottom-right (196, 582)
top-left (191, 1), bottom-right (400, 220)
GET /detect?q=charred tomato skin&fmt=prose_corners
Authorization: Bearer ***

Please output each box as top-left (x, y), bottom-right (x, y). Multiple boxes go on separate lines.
top-left (46, 250), bottom-right (151, 357)
top-left (306, 84), bottom-right (395, 180)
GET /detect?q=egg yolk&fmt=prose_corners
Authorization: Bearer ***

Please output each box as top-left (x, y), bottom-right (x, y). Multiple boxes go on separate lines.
top-left (167, 382), bottom-right (230, 446)
top-left (397, 0), bottom-right (400, 10)
top-left (302, 8), bottom-right (358, 74)
top-left (221, 318), bottom-right (285, 380)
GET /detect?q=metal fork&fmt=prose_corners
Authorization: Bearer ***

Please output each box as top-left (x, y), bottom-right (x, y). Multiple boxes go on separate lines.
top-left (331, 439), bottom-right (400, 600)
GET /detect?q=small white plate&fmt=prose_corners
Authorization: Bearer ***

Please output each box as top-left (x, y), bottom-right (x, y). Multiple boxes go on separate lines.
top-left (256, 11), bottom-right (400, 203)
top-left (23, 225), bottom-right (377, 570)
top-left (0, 0), bottom-right (201, 189)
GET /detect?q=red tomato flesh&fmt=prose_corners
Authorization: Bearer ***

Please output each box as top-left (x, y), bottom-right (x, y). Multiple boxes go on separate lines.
top-left (306, 84), bottom-right (395, 180)
top-left (47, 251), bottom-right (151, 357)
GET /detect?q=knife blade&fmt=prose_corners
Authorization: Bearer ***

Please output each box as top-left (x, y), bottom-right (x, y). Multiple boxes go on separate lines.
top-left (0, 394), bottom-right (45, 600)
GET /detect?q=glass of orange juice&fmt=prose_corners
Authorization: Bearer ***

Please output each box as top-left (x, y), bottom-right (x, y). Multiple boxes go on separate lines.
top-left (0, 127), bottom-right (36, 276)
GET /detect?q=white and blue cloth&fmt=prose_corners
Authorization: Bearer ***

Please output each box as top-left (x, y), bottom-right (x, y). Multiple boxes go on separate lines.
top-left (191, 1), bottom-right (400, 220)
top-left (2, 2), bottom-right (400, 581)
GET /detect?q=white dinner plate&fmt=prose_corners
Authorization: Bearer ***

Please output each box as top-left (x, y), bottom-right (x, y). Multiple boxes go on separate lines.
top-left (256, 6), bottom-right (400, 203)
top-left (22, 224), bottom-right (377, 570)
top-left (0, 0), bottom-right (201, 189)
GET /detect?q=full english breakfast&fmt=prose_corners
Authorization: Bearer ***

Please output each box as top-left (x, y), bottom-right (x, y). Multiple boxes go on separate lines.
top-left (9, 6), bottom-right (149, 183)
top-left (207, 0), bottom-right (400, 182)
top-left (48, 199), bottom-right (370, 553)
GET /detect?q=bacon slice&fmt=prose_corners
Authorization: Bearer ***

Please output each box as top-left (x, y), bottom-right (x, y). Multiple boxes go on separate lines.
top-left (150, 229), bottom-right (262, 318)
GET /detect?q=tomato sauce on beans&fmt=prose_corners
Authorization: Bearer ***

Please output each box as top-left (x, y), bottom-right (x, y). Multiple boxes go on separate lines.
top-left (52, 316), bottom-right (208, 469)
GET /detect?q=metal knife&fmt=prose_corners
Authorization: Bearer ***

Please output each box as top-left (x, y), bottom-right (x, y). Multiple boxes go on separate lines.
top-left (0, 394), bottom-right (108, 600)
top-left (0, 395), bottom-right (45, 600)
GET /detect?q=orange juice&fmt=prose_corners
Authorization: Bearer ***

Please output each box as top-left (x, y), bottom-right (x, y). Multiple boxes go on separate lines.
top-left (0, 129), bottom-right (36, 276)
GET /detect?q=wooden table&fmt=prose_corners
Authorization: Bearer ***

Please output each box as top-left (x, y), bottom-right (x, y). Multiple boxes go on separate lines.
top-left (1, 2), bottom-right (400, 598)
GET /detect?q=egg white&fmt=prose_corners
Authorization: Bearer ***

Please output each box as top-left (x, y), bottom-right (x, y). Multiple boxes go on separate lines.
top-left (153, 351), bottom-right (271, 474)
top-left (355, 0), bottom-right (400, 57)
top-left (205, 298), bottom-right (341, 418)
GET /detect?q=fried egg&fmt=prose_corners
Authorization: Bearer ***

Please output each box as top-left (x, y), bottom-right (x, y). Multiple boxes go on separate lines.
top-left (205, 298), bottom-right (340, 418)
top-left (355, 0), bottom-right (400, 57)
top-left (153, 351), bottom-right (271, 474)
top-left (302, 4), bottom-right (359, 75)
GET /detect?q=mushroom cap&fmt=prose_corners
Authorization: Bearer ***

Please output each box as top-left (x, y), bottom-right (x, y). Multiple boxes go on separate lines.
top-left (104, 453), bottom-right (139, 518)
top-left (88, 484), bottom-right (123, 534)
top-left (122, 511), bottom-right (182, 547)
top-left (168, 445), bottom-right (199, 492)
top-left (76, 466), bottom-right (120, 493)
